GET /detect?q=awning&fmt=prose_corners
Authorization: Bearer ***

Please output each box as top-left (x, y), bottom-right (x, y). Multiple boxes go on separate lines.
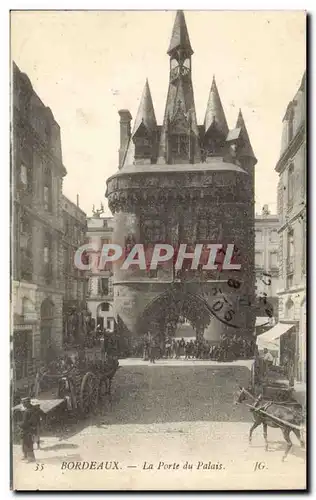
top-left (257, 323), bottom-right (294, 350)
top-left (255, 317), bottom-right (271, 327)
top-left (13, 399), bottom-right (66, 414)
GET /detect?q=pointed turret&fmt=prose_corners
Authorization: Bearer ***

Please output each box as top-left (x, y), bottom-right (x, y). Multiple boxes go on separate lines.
top-left (235, 109), bottom-right (256, 161)
top-left (204, 76), bottom-right (229, 136)
top-left (158, 11), bottom-right (200, 164)
top-left (132, 79), bottom-right (157, 137)
top-left (167, 10), bottom-right (193, 56)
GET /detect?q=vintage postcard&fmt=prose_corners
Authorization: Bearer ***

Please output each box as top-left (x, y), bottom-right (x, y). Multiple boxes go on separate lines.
top-left (10, 10), bottom-right (306, 491)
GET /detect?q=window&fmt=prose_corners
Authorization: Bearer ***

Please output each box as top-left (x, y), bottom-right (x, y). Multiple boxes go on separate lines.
top-left (255, 230), bottom-right (262, 244)
top-left (44, 168), bottom-right (52, 212)
top-left (100, 278), bottom-right (109, 296)
top-left (269, 252), bottom-right (278, 269)
top-left (287, 230), bottom-right (295, 276)
top-left (288, 164), bottom-right (294, 208)
top-left (43, 232), bottom-right (53, 283)
top-left (288, 108), bottom-right (294, 142)
top-left (171, 135), bottom-right (189, 157)
top-left (108, 276), bottom-right (113, 295)
top-left (270, 230), bottom-right (278, 243)
top-left (13, 331), bottom-right (32, 381)
top-left (101, 302), bottom-right (110, 312)
top-left (285, 299), bottom-right (295, 320)
top-left (255, 252), bottom-right (263, 268)
top-left (20, 164), bottom-right (28, 187)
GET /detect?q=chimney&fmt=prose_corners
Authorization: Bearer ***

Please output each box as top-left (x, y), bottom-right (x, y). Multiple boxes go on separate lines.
top-left (118, 109), bottom-right (132, 168)
top-left (76, 194), bottom-right (79, 207)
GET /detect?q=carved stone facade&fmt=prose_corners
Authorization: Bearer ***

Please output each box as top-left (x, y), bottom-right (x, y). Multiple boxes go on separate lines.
top-left (275, 72), bottom-right (306, 383)
top-left (61, 195), bottom-right (87, 344)
top-left (106, 11), bottom-right (257, 345)
top-left (12, 62), bottom-right (66, 385)
top-left (254, 206), bottom-right (279, 326)
top-left (86, 216), bottom-right (115, 332)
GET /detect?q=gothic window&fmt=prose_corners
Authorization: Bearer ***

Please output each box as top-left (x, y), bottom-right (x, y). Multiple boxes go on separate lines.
top-left (171, 134), bottom-right (189, 157)
top-left (134, 135), bottom-right (152, 159)
top-left (183, 58), bottom-right (190, 70)
top-left (170, 58), bottom-right (179, 80)
top-left (288, 163), bottom-right (294, 209)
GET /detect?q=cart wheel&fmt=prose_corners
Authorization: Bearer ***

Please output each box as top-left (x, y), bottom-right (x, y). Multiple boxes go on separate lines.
top-left (80, 372), bottom-right (98, 414)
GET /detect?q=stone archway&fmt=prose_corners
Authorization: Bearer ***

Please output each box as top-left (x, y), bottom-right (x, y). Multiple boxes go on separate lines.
top-left (40, 298), bottom-right (54, 362)
top-left (137, 289), bottom-right (213, 341)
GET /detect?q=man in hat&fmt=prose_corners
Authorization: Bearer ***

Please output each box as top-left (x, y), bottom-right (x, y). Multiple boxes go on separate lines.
top-left (20, 397), bottom-right (37, 462)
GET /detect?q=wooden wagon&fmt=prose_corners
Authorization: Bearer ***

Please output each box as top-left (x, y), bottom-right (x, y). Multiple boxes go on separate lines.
top-left (13, 347), bottom-right (120, 421)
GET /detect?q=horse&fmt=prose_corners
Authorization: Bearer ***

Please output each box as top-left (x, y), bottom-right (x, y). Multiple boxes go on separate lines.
top-left (235, 386), bottom-right (305, 461)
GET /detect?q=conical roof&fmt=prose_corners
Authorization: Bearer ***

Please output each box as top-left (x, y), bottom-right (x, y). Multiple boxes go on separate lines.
top-left (235, 109), bottom-right (256, 159)
top-left (132, 79), bottom-right (157, 137)
top-left (204, 77), bottom-right (229, 136)
top-left (167, 10), bottom-right (193, 56)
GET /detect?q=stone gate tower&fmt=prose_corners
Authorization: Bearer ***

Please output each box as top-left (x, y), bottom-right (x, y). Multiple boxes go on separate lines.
top-left (106, 11), bottom-right (257, 345)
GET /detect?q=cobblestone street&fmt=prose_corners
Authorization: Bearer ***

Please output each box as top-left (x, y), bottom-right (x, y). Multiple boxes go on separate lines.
top-left (13, 360), bottom-right (306, 490)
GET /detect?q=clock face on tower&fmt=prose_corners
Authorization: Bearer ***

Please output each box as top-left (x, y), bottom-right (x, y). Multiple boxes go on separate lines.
top-left (179, 65), bottom-right (190, 76)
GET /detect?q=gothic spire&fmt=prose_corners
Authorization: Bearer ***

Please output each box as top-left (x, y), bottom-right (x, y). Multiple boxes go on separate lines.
top-left (204, 76), bottom-right (229, 136)
top-left (167, 10), bottom-right (193, 56)
top-left (235, 109), bottom-right (256, 160)
top-left (132, 79), bottom-right (157, 137)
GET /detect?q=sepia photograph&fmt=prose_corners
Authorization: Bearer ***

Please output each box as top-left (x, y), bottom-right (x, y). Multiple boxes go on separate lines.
top-left (10, 9), bottom-right (306, 491)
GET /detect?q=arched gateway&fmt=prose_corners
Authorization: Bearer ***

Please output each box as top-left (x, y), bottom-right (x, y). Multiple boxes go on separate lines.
top-left (106, 11), bottom-right (257, 346)
top-left (137, 289), bottom-right (213, 340)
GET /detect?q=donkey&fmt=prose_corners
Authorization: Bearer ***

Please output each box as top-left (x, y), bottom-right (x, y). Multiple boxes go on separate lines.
top-left (235, 386), bottom-right (305, 461)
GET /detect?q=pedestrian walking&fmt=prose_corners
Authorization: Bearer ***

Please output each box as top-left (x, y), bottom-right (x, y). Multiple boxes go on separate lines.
top-left (20, 397), bottom-right (38, 462)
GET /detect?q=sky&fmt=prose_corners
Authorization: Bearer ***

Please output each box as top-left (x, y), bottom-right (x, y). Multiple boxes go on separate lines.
top-left (11, 10), bottom-right (306, 217)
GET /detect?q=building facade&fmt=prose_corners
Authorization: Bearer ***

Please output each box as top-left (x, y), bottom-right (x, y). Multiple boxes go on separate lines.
top-left (61, 194), bottom-right (88, 344)
top-left (254, 205), bottom-right (279, 330)
top-left (12, 62), bottom-right (66, 385)
top-left (275, 72), bottom-right (306, 383)
top-left (106, 11), bottom-right (257, 347)
top-left (86, 214), bottom-right (115, 332)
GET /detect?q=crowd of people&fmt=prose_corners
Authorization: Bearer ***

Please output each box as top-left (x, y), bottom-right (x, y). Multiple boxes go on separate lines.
top-left (139, 333), bottom-right (256, 362)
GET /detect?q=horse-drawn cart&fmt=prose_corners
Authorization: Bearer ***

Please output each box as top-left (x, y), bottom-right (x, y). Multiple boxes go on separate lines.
top-left (12, 347), bottom-right (120, 432)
